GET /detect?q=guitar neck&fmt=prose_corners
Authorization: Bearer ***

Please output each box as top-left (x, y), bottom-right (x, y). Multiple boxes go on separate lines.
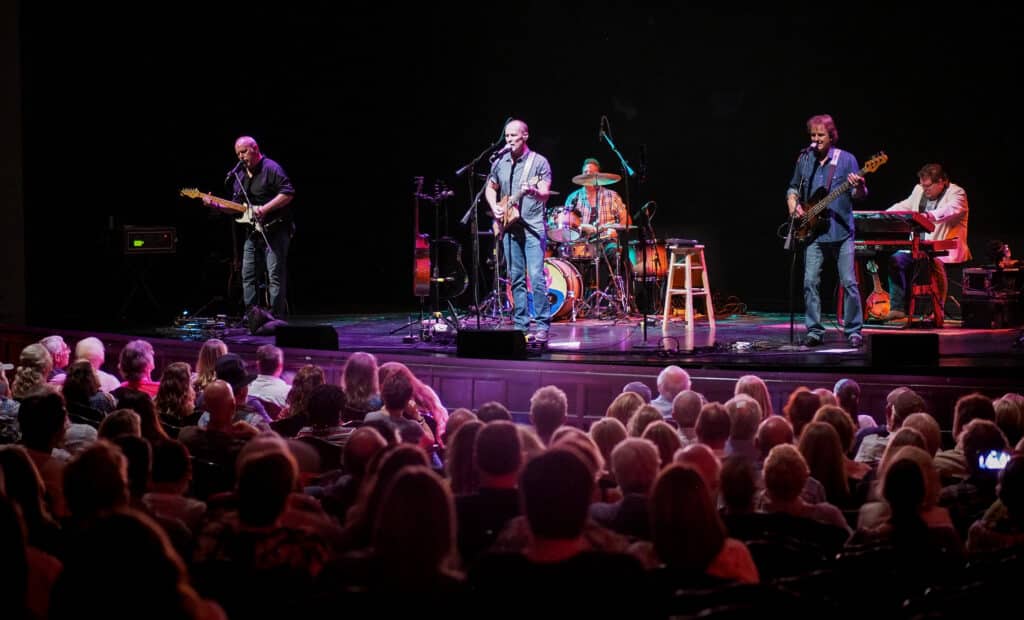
top-left (181, 189), bottom-right (247, 214)
top-left (806, 172), bottom-right (861, 218)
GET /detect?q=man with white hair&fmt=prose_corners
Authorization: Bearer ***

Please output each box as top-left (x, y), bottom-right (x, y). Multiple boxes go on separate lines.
top-left (40, 335), bottom-right (71, 385)
top-left (650, 365), bottom-right (691, 418)
top-left (74, 337), bottom-right (121, 392)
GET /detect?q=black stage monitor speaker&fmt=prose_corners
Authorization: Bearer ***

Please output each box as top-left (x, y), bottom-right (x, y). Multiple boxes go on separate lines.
top-left (869, 332), bottom-right (939, 367)
top-left (275, 325), bottom-right (339, 351)
top-left (457, 329), bottom-right (527, 360)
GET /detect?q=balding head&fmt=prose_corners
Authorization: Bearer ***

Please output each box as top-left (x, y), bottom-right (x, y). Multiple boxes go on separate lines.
top-left (755, 415), bottom-right (795, 458)
top-left (657, 365), bottom-right (691, 401)
top-left (671, 390), bottom-right (704, 430)
top-left (725, 395), bottom-right (762, 441)
top-left (674, 443), bottom-right (721, 496)
top-left (203, 380), bottom-right (236, 428)
top-left (75, 337), bottom-right (106, 370)
top-left (234, 135), bottom-right (259, 151)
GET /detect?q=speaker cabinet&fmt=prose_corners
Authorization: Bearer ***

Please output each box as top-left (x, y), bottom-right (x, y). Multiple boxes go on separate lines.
top-left (275, 325), bottom-right (339, 351)
top-left (869, 333), bottom-right (939, 367)
top-left (456, 329), bottom-right (527, 360)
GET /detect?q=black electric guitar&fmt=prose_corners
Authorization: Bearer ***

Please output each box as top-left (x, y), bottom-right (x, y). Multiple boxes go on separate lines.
top-left (180, 188), bottom-right (282, 234)
top-left (790, 152), bottom-right (888, 245)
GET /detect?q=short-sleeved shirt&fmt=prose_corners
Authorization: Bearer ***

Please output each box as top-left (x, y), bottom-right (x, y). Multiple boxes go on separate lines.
top-left (488, 148), bottom-right (552, 235)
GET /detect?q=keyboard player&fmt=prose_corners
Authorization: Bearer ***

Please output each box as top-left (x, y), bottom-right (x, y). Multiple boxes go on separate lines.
top-left (883, 163), bottom-right (971, 321)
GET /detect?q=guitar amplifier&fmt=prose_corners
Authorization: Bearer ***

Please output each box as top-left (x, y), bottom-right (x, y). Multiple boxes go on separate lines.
top-left (124, 226), bottom-right (176, 254)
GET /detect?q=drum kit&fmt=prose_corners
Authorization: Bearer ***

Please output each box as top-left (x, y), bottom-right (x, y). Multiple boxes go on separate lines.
top-left (521, 171), bottom-right (666, 321)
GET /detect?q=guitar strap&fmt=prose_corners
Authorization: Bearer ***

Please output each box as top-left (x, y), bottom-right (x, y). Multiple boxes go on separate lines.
top-left (823, 148), bottom-right (841, 192)
top-left (505, 152), bottom-right (537, 198)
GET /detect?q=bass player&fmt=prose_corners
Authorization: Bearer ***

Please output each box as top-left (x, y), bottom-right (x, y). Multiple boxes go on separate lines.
top-left (786, 114), bottom-right (868, 348)
top-left (486, 119), bottom-right (553, 343)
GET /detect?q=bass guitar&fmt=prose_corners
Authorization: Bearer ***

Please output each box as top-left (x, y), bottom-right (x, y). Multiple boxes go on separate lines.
top-left (864, 259), bottom-right (891, 321)
top-left (790, 152), bottom-right (888, 245)
top-left (180, 188), bottom-right (277, 234)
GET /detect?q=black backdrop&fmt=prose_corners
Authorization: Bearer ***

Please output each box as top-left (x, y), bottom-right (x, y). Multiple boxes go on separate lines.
top-left (20, 4), bottom-right (1021, 328)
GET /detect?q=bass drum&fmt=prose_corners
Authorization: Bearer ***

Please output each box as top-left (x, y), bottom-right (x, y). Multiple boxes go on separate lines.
top-left (507, 257), bottom-right (583, 321)
top-left (627, 240), bottom-right (668, 279)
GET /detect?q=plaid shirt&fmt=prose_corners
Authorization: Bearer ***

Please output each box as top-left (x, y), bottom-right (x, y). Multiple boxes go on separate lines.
top-left (566, 187), bottom-right (628, 230)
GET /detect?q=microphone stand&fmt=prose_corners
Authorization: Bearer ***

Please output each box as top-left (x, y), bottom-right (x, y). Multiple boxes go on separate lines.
top-left (784, 156), bottom-right (810, 346)
top-left (458, 136), bottom-right (505, 330)
top-left (602, 122), bottom-right (656, 350)
top-left (228, 167), bottom-right (272, 319)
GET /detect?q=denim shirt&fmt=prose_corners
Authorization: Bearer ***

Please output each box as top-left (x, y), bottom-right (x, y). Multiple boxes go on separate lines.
top-left (488, 148), bottom-right (552, 235)
top-left (786, 147), bottom-right (861, 243)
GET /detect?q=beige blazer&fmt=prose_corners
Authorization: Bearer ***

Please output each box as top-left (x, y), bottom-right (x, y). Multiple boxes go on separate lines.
top-left (886, 182), bottom-right (971, 263)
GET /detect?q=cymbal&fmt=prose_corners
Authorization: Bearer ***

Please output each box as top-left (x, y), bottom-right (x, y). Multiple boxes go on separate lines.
top-left (599, 223), bottom-right (637, 231)
top-left (571, 172), bottom-right (621, 186)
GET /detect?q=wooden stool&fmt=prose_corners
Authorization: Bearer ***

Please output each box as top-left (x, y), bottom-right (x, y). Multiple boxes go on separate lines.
top-left (662, 243), bottom-right (715, 328)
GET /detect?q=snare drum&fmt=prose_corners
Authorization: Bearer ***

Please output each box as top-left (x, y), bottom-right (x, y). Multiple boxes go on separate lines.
top-left (506, 257), bottom-right (583, 321)
top-left (627, 240), bottom-right (668, 279)
top-left (561, 240), bottom-right (598, 261)
top-left (546, 207), bottom-right (582, 243)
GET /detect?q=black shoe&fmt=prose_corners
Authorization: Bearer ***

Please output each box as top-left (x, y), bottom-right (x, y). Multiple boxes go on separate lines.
top-left (804, 334), bottom-right (823, 347)
top-left (848, 333), bottom-right (864, 348)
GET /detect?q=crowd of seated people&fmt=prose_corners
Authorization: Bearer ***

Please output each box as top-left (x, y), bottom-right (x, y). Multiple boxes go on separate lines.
top-left (3, 336), bottom-right (1024, 616)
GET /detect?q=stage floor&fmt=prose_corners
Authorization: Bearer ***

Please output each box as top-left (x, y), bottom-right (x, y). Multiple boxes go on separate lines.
top-left (150, 309), bottom-right (1024, 377)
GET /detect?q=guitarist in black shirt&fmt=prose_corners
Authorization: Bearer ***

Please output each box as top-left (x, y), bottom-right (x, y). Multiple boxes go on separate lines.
top-left (206, 136), bottom-right (295, 318)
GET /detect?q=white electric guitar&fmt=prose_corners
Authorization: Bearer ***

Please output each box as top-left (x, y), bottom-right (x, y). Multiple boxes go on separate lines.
top-left (179, 188), bottom-right (272, 233)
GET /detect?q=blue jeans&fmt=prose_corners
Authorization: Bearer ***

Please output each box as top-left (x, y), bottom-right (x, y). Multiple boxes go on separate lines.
top-left (888, 252), bottom-right (948, 311)
top-left (804, 238), bottom-right (862, 338)
top-left (503, 228), bottom-right (551, 332)
top-left (243, 223), bottom-right (292, 317)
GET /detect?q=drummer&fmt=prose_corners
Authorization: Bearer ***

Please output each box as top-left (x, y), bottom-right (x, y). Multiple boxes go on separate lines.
top-left (564, 158), bottom-right (631, 263)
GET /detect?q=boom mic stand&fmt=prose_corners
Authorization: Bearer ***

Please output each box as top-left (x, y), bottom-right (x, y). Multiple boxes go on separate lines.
top-left (458, 127), bottom-right (508, 330)
top-left (600, 116), bottom-right (658, 350)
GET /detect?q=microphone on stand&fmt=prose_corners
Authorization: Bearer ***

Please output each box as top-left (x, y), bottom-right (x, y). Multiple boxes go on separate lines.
top-left (598, 115), bottom-right (607, 142)
top-left (224, 161), bottom-right (243, 183)
top-left (802, 141), bottom-right (818, 153)
top-left (489, 144), bottom-right (513, 162)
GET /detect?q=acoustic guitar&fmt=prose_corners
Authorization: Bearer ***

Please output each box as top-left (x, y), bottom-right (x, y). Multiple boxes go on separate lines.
top-left (413, 177), bottom-right (431, 298)
top-left (864, 259), bottom-right (891, 321)
top-left (791, 152), bottom-right (888, 245)
top-left (493, 177), bottom-right (553, 237)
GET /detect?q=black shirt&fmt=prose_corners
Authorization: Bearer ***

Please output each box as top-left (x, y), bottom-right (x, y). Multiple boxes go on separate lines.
top-left (230, 156), bottom-right (295, 225)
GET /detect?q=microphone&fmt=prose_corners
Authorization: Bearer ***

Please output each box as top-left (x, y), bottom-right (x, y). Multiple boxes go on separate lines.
top-left (490, 144), bottom-right (513, 162)
top-left (598, 115), bottom-right (607, 141)
top-left (224, 161), bottom-right (243, 183)
top-left (802, 142), bottom-right (817, 153)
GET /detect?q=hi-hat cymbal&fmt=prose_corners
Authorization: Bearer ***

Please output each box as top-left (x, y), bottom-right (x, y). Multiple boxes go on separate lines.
top-left (571, 172), bottom-right (622, 186)
top-left (599, 223), bottom-right (637, 231)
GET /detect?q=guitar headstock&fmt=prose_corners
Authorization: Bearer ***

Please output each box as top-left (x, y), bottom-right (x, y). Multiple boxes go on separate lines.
top-left (863, 152), bottom-right (888, 173)
top-left (866, 259), bottom-right (879, 274)
top-left (179, 188), bottom-right (201, 199)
